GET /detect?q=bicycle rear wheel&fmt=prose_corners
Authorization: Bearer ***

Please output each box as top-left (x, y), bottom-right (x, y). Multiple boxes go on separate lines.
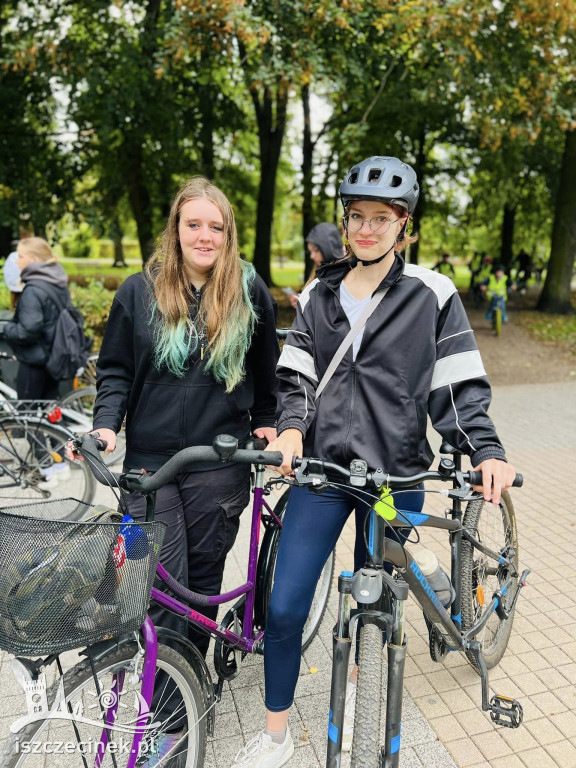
top-left (0, 418), bottom-right (95, 517)
top-left (350, 622), bottom-right (383, 768)
top-left (1, 641), bottom-right (207, 768)
top-left (257, 488), bottom-right (334, 651)
top-left (461, 491), bottom-right (519, 670)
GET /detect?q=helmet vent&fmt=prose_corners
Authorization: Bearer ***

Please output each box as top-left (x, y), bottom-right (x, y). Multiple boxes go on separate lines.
top-left (368, 168), bottom-right (382, 183)
top-left (349, 171), bottom-right (359, 184)
top-left (390, 175), bottom-right (402, 188)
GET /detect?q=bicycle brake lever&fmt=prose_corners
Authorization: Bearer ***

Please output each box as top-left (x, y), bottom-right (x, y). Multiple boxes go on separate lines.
top-left (293, 458), bottom-right (328, 490)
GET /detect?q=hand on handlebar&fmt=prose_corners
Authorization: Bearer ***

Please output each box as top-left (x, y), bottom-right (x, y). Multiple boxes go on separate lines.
top-left (66, 429), bottom-right (116, 461)
top-left (265, 428), bottom-right (303, 475)
top-left (472, 458), bottom-right (516, 505)
top-left (252, 426), bottom-right (277, 444)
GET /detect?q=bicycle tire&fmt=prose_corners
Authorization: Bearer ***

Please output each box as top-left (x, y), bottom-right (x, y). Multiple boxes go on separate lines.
top-left (0, 418), bottom-right (96, 516)
top-left (461, 491), bottom-right (519, 670)
top-left (493, 307), bottom-right (502, 336)
top-left (257, 487), bottom-right (334, 651)
top-left (350, 622), bottom-right (383, 768)
top-left (0, 642), bottom-right (207, 768)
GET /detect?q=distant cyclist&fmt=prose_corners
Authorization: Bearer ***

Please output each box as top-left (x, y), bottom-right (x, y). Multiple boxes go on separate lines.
top-left (432, 251), bottom-right (456, 279)
top-left (231, 156), bottom-right (517, 768)
top-left (481, 264), bottom-right (516, 324)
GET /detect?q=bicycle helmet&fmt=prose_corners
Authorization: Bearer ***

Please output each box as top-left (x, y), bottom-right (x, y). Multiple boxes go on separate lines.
top-left (339, 156), bottom-right (419, 214)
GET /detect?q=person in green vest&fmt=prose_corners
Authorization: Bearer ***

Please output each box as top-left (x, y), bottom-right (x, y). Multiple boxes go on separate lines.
top-left (432, 251), bottom-right (456, 279)
top-left (481, 264), bottom-right (515, 323)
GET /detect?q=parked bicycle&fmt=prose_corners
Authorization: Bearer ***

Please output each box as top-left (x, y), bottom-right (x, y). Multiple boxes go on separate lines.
top-left (0, 359), bottom-right (96, 513)
top-left (276, 443), bottom-right (526, 768)
top-left (0, 433), bottom-right (333, 768)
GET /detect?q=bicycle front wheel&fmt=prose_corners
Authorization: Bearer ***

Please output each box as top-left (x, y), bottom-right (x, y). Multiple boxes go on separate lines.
top-left (461, 491), bottom-right (519, 670)
top-left (493, 307), bottom-right (502, 335)
top-left (0, 642), bottom-right (208, 768)
top-left (0, 418), bottom-right (95, 516)
top-left (350, 622), bottom-right (383, 768)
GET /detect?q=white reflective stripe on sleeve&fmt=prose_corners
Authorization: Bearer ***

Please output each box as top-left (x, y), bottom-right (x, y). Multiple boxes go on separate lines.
top-left (277, 344), bottom-right (318, 382)
top-left (298, 278), bottom-right (319, 312)
top-left (430, 350), bottom-right (486, 391)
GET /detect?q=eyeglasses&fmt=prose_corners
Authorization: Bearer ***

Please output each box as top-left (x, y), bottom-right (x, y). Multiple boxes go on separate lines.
top-left (343, 213), bottom-right (398, 234)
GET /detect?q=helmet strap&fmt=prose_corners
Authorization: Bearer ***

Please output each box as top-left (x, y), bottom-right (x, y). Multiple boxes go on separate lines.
top-left (356, 244), bottom-right (395, 267)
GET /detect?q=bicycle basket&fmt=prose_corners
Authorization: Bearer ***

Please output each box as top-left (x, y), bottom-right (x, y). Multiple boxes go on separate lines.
top-left (0, 499), bottom-right (166, 656)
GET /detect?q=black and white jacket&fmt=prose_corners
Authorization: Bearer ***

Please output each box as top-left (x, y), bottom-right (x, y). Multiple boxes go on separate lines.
top-left (276, 254), bottom-right (505, 475)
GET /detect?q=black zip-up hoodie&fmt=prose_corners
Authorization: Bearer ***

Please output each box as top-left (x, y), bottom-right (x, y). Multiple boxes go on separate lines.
top-left (4, 262), bottom-right (70, 366)
top-left (276, 254), bottom-right (505, 475)
top-left (93, 271), bottom-right (279, 470)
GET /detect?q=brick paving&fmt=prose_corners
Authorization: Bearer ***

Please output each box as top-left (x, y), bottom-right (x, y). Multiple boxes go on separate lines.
top-left (0, 380), bottom-right (574, 767)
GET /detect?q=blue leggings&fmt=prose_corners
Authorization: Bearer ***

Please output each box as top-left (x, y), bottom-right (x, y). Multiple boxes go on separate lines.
top-left (264, 484), bottom-right (424, 712)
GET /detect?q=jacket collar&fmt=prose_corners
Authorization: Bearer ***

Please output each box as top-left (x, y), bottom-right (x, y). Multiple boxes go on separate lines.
top-left (316, 252), bottom-right (406, 294)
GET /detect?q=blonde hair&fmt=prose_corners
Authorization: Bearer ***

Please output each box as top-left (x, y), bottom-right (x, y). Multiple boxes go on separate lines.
top-left (18, 237), bottom-right (57, 263)
top-left (145, 177), bottom-right (257, 391)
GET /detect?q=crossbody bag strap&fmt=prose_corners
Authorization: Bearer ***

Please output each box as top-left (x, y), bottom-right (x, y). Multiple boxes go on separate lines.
top-left (315, 286), bottom-right (389, 401)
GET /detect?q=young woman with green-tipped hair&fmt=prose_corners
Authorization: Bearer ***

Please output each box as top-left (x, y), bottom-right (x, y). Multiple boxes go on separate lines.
top-left (88, 176), bottom-right (279, 663)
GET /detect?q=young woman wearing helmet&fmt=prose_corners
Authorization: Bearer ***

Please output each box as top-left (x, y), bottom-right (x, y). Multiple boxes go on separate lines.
top-left (231, 156), bottom-right (516, 768)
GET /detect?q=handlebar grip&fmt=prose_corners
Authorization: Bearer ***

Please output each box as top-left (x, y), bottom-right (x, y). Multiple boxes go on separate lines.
top-left (132, 447), bottom-right (285, 493)
top-left (468, 471), bottom-right (523, 488)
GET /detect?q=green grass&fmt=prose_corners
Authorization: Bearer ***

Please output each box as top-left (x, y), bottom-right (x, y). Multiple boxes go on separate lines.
top-left (517, 312), bottom-right (576, 356)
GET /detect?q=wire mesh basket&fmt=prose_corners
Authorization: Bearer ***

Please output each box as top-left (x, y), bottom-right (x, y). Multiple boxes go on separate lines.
top-left (0, 498), bottom-right (166, 656)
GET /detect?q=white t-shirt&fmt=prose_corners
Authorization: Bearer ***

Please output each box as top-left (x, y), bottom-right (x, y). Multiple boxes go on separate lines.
top-left (339, 281), bottom-right (371, 361)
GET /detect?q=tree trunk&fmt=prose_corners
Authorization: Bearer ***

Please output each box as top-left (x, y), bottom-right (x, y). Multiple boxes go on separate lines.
top-left (109, 217), bottom-right (126, 267)
top-left (251, 87), bottom-right (289, 286)
top-left (500, 203), bottom-right (516, 273)
top-left (126, 144), bottom-right (155, 264)
top-left (408, 127), bottom-right (426, 264)
top-left (0, 225), bottom-right (14, 260)
top-left (198, 84), bottom-right (215, 179)
top-left (302, 84), bottom-right (315, 281)
top-left (537, 128), bottom-right (576, 314)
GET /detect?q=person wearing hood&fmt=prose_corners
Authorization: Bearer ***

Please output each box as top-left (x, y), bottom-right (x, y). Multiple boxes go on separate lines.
top-left (1, 237), bottom-right (72, 485)
top-left (286, 222), bottom-right (344, 308)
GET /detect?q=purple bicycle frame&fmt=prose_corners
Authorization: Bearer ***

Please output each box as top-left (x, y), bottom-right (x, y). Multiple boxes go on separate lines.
top-left (150, 481), bottom-right (283, 653)
top-left (91, 471), bottom-right (283, 765)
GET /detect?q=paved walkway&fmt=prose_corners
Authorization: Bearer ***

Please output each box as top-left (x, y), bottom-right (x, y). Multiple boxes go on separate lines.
top-left (0, 381), bottom-right (573, 767)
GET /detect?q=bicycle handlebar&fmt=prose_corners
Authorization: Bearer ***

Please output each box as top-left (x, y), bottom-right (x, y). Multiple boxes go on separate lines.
top-left (291, 457), bottom-right (523, 491)
top-left (126, 446), bottom-right (283, 493)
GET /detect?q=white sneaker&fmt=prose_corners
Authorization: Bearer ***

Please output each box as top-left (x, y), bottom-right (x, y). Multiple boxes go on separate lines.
top-left (38, 465), bottom-right (58, 490)
top-left (53, 461), bottom-right (71, 481)
top-left (230, 729), bottom-right (294, 768)
top-left (342, 680), bottom-right (356, 752)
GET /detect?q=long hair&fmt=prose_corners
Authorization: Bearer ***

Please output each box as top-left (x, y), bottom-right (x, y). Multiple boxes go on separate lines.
top-left (146, 177), bottom-right (257, 391)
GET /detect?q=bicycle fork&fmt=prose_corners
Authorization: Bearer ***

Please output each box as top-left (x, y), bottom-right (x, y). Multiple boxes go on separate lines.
top-left (326, 570), bottom-right (409, 768)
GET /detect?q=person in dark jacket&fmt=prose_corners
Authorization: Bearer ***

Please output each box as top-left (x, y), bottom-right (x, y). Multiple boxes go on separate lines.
top-left (231, 157), bottom-right (517, 767)
top-left (286, 222), bottom-right (344, 308)
top-left (68, 176), bottom-right (279, 765)
top-left (2, 237), bottom-right (71, 486)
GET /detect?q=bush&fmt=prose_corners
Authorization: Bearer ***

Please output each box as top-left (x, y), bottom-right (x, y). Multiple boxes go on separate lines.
top-left (61, 224), bottom-right (96, 259)
top-left (69, 280), bottom-right (116, 349)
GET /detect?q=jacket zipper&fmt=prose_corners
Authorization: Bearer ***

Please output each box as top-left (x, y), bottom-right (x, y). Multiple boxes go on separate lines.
top-left (343, 362), bottom-right (357, 462)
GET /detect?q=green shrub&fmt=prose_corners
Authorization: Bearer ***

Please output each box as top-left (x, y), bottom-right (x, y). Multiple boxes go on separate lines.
top-left (61, 224), bottom-right (97, 259)
top-left (69, 280), bottom-right (116, 349)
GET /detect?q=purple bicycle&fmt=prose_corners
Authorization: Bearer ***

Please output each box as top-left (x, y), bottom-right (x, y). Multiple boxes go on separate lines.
top-left (0, 433), bottom-right (334, 768)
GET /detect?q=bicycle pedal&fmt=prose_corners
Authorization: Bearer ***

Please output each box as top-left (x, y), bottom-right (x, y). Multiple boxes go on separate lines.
top-left (489, 694), bottom-right (523, 728)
